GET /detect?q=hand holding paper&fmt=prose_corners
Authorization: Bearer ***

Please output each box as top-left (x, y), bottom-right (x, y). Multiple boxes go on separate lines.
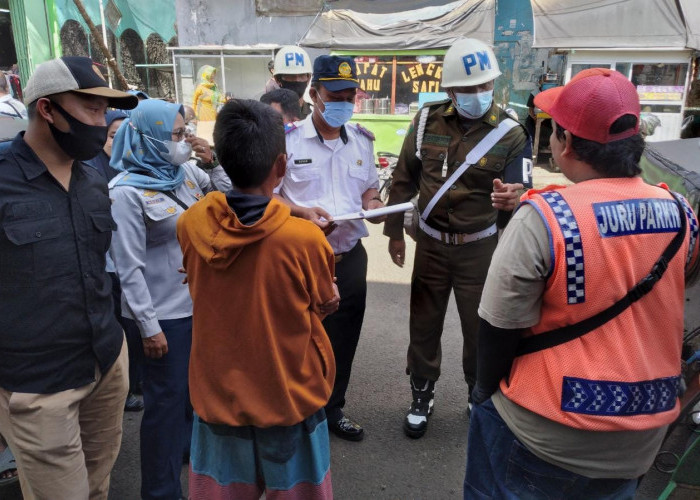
top-left (365, 198), bottom-right (387, 224)
top-left (332, 202), bottom-right (415, 221)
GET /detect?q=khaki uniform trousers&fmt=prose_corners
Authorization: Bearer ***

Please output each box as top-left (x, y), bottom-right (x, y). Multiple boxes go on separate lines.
top-left (0, 338), bottom-right (129, 500)
top-left (407, 229), bottom-right (498, 386)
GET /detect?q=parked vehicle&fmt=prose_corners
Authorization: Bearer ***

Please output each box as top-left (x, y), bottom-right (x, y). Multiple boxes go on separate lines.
top-left (376, 151), bottom-right (399, 203)
top-left (653, 324), bottom-right (700, 497)
top-left (641, 138), bottom-right (700, 495)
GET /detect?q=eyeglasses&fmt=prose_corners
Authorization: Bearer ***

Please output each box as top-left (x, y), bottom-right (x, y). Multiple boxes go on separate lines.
top-left (171, 128), bottom-right (186, 140)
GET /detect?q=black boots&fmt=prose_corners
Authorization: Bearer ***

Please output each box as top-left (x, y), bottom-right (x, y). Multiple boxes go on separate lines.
top-left (404, 376), bottom-right (435, 439)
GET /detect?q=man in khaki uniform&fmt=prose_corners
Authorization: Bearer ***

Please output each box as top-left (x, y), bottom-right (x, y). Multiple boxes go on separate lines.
top-left (384, 38), bottom-right (532, 439)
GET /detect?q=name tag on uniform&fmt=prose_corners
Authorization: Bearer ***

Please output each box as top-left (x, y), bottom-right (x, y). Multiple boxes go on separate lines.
top-left (294, 159), bottom-right (312, 165)
top-left (423, 134), bottom-right (451, 147)
top-left (594, 198), bottom-right (681, 237)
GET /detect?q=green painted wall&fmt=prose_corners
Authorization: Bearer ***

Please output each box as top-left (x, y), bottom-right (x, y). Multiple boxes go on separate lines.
top-left (9, 0), bottom-right (175, 85)
top-left (9, 0), bottom-right (57, 85)
top-left (54, 0), bottom-right (176, 41)
top-left (349, 114), bottom-right (412, 157)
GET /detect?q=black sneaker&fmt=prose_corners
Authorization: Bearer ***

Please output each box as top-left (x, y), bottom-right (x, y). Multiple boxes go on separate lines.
top-left (328, 415), bottom-right (364, 441)
top-left (124, 393), bottom-right (144, 412)
top-left (404, 376), bottom-right (435, 439)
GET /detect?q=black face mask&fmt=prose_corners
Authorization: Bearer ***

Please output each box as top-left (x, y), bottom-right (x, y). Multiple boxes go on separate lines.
top-left (280, 80), bottom-right (308, 100)
top-left (48, 100), bottom-right (108, 161)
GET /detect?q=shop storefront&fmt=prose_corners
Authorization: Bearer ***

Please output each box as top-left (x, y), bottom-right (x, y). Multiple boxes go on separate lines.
top-left (565, 50), bottom-right (694, 141)
top-left (335, 50), bottom-right (447, 154)
top-left (532, 0), bottom-right (700, 142)
top-left (301, 0), bottom-right (495, 155)
top-left (170, 45), bottom-right (278, 107)
top-left (169, 44), bottom-right (278, 141)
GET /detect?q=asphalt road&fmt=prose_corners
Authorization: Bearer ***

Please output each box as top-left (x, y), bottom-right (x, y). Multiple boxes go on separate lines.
top-left (1, 167), bottom-right (696, 499)
top-left (103, 218), bottom-right (694, 499)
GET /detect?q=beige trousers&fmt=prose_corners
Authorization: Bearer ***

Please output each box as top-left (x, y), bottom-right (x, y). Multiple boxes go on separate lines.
top-left (0, 338), bottom-right (128, 500)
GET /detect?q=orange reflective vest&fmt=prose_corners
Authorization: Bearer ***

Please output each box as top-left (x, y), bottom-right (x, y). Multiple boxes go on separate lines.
top-left (501, 177), bottom-right (699, 431)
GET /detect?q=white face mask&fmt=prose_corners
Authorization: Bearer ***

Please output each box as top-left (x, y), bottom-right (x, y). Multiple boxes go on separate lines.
top-left (162, 139), bottom-right (193, 166)
top-left (145, 135), bottom-right (193, 165)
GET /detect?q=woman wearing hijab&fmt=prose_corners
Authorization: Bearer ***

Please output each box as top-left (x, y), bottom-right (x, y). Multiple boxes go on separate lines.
top-left (108, 99), bottom-right (221, 500)
top-left (192, 65), bottom-right (223, 121)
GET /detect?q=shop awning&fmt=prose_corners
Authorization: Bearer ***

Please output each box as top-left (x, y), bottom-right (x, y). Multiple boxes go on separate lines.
top-left (256, 1), bottom-right (453, 16)
top-left (299, 0), bottom-right (495, 50)
top-left (531, 0), bottom-right (698, 50)
top-left (680, 0), bottom-right (700, 50)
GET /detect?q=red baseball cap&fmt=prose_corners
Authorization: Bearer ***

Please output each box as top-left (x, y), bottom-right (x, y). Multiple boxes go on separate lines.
top-left (534, 68), bottom-right (640, 144)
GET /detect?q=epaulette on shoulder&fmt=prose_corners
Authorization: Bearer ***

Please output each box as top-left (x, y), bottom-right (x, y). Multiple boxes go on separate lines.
top-left (285, 121), bottom-right (300, 134)
top-left (353, 123), bottom-right (375, 141)
top-left (421, 98), bottom-right (454, 117)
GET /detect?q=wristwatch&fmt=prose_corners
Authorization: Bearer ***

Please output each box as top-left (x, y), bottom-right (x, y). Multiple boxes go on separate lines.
top-left (198, 151), bottom-right (219, 170)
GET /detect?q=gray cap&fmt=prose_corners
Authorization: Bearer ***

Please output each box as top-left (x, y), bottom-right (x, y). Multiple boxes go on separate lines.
top-left (23, 57), bottom-right (138, 109)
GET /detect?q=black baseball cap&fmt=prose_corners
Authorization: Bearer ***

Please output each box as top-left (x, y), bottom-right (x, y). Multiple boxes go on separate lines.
top-left (23, 56), bottom-right (138, 109)
top-left (311, 55), bottom-right (359, 92)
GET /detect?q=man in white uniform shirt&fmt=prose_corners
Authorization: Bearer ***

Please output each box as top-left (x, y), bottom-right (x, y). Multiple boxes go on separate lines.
top-left (0, 74), bottom-right (27, 119)
top-left (277, 55), bottom-right (384, 441)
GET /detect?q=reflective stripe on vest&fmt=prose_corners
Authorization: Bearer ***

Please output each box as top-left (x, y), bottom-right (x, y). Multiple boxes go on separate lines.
top-left (540, 191), bottom-right (585, 304)
top-left (562, 375), bottom-right (680, 417)
top-left (677, 195), bottom-right (699, 265)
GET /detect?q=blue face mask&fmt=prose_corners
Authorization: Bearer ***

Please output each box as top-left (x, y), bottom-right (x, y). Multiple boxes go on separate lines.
top-left (321, 101), bottom-right (354, 128)
top-left (454, 90), bottom-right (494, 119)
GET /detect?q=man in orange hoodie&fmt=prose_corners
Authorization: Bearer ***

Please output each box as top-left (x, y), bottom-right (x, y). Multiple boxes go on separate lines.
top-left (177, 99), bottom-right (340, 499)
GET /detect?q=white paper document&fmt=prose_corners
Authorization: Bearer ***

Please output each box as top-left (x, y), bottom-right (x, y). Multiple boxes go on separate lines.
top-left (332, 202), bottom-right (415, 221)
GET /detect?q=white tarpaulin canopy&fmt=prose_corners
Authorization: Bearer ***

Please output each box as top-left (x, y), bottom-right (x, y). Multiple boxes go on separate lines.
top-left (531, 0), bottom-right (700, 50)
top-left (255, 0), bottom-right (453, 16)
top-left (680, 0), bottom-right (700, 50)
top-left (299, 0), bottom-right (495, 50)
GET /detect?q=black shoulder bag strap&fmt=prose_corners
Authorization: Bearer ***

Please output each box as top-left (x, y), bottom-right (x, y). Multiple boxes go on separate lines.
top-left (516, 193), bottom-right (688, 357)
top-left (162, 190), bottom-right (190, 212)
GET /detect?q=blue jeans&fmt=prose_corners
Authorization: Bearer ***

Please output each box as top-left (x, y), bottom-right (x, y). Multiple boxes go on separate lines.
top-left (140, 317), bottom-right (193, 500)
top-left (464, 399), bottom-right (638, 500)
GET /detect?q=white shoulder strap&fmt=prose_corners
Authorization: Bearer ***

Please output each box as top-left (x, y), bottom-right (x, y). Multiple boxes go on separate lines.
top-left (414, 106), bottom-right (431, 160)
top-left (421, 118), bottom-right (520, 221)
